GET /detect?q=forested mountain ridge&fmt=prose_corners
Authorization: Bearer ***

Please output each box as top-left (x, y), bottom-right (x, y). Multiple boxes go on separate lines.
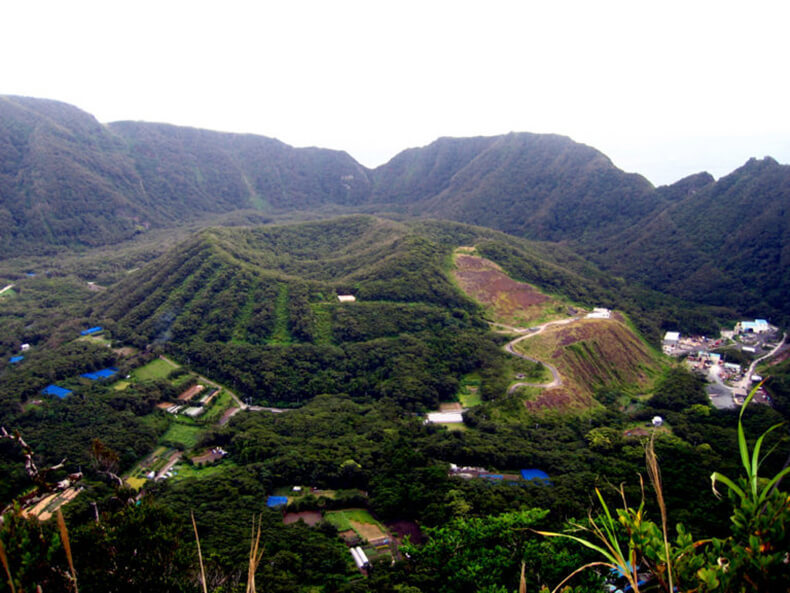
top-left (0, 96), bottom-right (371, 255)
top-left (587, 157), bottom-right (790, 322)
top-left (2, 95), bottom-right (788, 323)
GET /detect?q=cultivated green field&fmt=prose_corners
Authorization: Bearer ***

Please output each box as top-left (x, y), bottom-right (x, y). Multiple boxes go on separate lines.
top-left (160, 422), bottom-right (203, 448)
top-left (324, 508), bottom-right (382, 531)
top-left (132, 358), bottom-right (177, 381)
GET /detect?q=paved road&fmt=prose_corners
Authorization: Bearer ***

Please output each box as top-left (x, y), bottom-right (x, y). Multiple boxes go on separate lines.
top-left (704, 333), bottom-right (786, 408)
top-left (737, 333), bottom-right (786, 392)
top-left (502, 318), bottom-right (578, 393)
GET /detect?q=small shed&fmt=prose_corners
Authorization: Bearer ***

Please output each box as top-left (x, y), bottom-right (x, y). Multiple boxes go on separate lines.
top-left (652, 416), bottom-right (663, 427)
top-left (20, 344), bottom-right (30, 351)
top-left (337, 295), bottom-right (356, 303)
top-left (9, 356), bottom-right (24, 364)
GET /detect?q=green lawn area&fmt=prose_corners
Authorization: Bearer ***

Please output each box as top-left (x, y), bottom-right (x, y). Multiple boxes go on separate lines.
top-left (458, 374), bottom-right (482, 407)
top-left (132, 358), bottom-right (177, 381)
top-left (440, 423), bottom-right (468, 431)
top-left (113, 380), bottom-right (130, 391)
top-left (160, 422), bottom-right (203, 448)
top-left (77, 335), bottom-right (112, 347)
top-left (170, 460), bottom-right (234, 481)
top-left (324, 509), bottom-right (382, 532)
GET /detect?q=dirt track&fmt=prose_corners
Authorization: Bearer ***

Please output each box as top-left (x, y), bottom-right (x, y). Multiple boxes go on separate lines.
top-left (502, 318), bottom-right (578, 393)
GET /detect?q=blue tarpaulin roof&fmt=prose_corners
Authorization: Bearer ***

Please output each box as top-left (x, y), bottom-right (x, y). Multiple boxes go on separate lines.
top-left (484, 474), bottom-right (504, 480)
top-left (81, 367), bottom-right (118, 380)
top-left (520, 469), bottom-right (551, 482)
top-left (43, 385), bottom-right (72, 399)
top-left (266, 496), bottom-right (288, 508)
top-left (9, 356), bottom-right (24, 363)
top-left (80, 326), bottom-right (104, 336)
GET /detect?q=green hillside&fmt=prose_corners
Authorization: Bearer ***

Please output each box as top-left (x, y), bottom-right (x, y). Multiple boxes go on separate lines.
top-left (588, 157), bottom-right (790, 323)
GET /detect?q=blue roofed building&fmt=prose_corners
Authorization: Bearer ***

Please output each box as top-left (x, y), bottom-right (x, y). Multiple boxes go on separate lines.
top-left (81, 367), bottom-right (119, 380)
top-left (9, 356), bottom-right (24, 364)
top-left (43, 385), bottom-right (72, 399)
top-left (266, 496), bottom-right (288, 508)
top-left (520, 469), bottom-right (551, 483)
top-left (80, 326), bottom-right (104, 336)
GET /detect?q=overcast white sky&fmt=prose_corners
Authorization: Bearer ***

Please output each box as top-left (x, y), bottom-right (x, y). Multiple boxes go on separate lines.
top-left (2, 0), bottom-right (788, 186)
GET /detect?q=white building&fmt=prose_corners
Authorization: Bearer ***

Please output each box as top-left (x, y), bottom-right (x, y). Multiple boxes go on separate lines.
top-left (425, 412), bottom-right (464, 424)
top-left (663, 331), bottom-right (680, 344)
top-left (337, 294), bottom-right (356, 303)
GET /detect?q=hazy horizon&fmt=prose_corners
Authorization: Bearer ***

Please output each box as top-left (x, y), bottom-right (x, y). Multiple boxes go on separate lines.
top-left (2, 1), bottom-right (788, 186)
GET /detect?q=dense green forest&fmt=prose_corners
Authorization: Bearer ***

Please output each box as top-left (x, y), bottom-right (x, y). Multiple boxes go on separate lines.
top-left (0, 94), bottom-right (787, 590)
top-left (3, 95), bottom-right (789, 325)
top-left (1, 215), bottom-right (787, 592)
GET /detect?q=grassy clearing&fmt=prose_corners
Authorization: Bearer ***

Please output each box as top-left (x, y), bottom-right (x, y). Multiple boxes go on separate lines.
top-left (311, 304), bottom-right (333, 345)
top-left (441, 423), bottom-right (468, 431)
top-left (270, 283), bottom-right (292, 344)
top-left (458, 374), bottom-right (482, 407)
top-left (170, 461), bottom-right (234, 481)
top-left (324, 509), bottom-right (382, 532)
top-left (231, 281), bottom-right (258, 344)
top-left (160, 422), bottom-right (203, 449)
top-left (77, 335), bottom-right (112, 346)
top-left (132, 358), bottom-right (176, 381)
top-left (504, 356), bottom-right (553, 385)
top-left (126, 476), bottom-right (146, 490)
top-left (113, 380), bottom-right (130, 390)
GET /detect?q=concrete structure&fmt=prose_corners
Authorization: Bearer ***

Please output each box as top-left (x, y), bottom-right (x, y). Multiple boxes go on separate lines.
top-left (652, 416), bottom-right (663, 427)
top-left (586, 307), bottom-right (611, 319)
top-left (337, 294), bottom-right (356, 303)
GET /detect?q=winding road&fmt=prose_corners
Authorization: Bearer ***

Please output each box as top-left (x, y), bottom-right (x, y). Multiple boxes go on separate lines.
top-left (502, 317), bottom-right (578, 393)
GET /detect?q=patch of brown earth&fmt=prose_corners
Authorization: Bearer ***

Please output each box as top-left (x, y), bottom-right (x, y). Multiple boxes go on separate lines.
top-left (524, 386), bottom-right (593, 411)
top-left (439, 402), bottom-right (463, 412)
top-left (178, 384), bottom-right (204, 402)
top-left (453, 254), bottom-right (548, 319)
top-left (283, 511), bottom-right (323, 526)
top-left (386, 520), bottom-right (424, 545)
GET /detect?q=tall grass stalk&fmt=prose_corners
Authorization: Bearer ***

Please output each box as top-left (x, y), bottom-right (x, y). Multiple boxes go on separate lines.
top-left (56, 509), bottom-right (78, 593)
top-left (191, 511), bottom-right (208, 593)
top-left (246, 514), bottom-right (264, 593)
top-left (645, 435), bottom-right (672, 593)
top-left (0, 537), bottom-right (15, 593)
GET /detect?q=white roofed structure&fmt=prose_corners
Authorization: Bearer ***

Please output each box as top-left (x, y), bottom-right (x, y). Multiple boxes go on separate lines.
top-left (425, 412), bottom-right (464, 424)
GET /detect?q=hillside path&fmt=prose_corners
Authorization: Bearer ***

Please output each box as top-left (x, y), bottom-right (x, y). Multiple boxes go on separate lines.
top-left (502, 317), bottom-right (578, 393)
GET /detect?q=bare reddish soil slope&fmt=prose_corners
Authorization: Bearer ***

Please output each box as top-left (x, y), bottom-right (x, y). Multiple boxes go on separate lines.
top-left (522, 318), bottom-right (660, 411)
top-left (453, 253), bottom-right (551, 324)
